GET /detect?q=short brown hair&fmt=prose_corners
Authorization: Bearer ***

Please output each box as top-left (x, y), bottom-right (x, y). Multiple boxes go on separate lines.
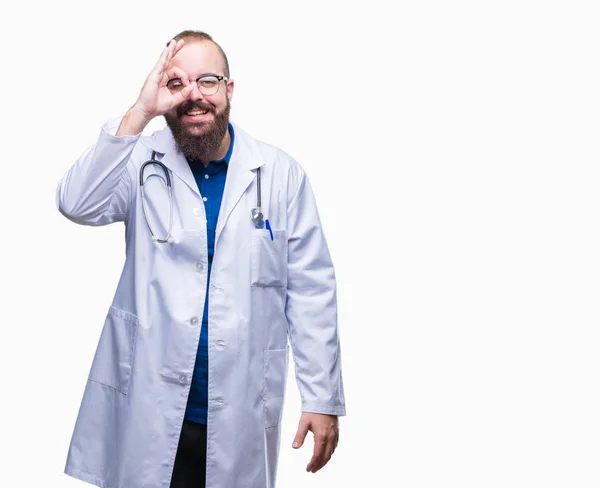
top-left (169, 30), bottom-right (230, 78)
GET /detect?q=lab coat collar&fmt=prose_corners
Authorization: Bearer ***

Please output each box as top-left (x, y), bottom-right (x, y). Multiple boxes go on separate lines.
top-left (150, 121), bottom-right (266, 241)
top-left (149, 121), bottom-right (265, 196)
top-left (150, 121), bottom-right (265, 171)
top-left (215, 122), bottom-right (266, 242)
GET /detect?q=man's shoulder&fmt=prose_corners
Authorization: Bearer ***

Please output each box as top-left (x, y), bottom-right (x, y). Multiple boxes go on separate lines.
top-left (232, 122), bottom-right (304, 175)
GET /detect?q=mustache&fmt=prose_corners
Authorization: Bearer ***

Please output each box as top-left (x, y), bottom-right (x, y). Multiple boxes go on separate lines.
top-left (177, 101), bottom-right (215, 117)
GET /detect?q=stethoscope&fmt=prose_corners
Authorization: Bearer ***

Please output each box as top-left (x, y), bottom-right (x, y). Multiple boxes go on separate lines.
top-left (250, 167), bottom-right (265, 229)
top-left (140, 151), bottom-right (265, 244)
top-left (140, 152), bottom-right (174, 243)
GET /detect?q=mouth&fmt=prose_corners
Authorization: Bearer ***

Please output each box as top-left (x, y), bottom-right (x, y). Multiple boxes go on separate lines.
top-left (181, 106), bottom-right (213, 122)
top-left (186, 109), bottom-right (208, 116)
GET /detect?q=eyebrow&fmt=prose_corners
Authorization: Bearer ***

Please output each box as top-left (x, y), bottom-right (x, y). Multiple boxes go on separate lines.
top-left (169, 72), bottom-right (222, 81)
top-left (197, 72), bottom-right (220, 77)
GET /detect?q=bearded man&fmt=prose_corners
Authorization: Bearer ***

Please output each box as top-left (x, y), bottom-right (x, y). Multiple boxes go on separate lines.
top-left (57, 30), bottom-right (346, 488)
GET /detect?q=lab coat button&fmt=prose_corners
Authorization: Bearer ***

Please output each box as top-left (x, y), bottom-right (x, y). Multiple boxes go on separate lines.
top-left (202, 197), bottom-right (208, 202)
top-left (216, 339), bottom-right (226, 349)
top-left (193, 208), bottom-right (201, 216)
top-left (190, 317), bottom-right (199, 325)
top-left (195, 262), bottom-right (204, 272)
top-left (178, 374), bottom-right (187, 384)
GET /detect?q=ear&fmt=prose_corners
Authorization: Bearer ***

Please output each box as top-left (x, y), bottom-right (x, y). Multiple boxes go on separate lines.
top-left (226, 78), bottom-right (235, 101)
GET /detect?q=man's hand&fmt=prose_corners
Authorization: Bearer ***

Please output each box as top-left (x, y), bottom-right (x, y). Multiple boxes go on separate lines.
top-left (133, 39), bottom-right (196, 119)
top-left (117, 39), bottom-right (195, 136)
top-left (292, 412), bottom-right (339, 473)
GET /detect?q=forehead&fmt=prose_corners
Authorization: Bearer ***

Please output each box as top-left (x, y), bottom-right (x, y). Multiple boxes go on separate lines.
top-left (169, 40), bottom-right (225, 76)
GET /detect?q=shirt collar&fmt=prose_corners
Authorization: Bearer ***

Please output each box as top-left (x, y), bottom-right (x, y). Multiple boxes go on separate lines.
top-left (221, 122), bottom-right (235, 165)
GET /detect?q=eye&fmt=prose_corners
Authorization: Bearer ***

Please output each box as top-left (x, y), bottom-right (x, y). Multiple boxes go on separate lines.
top-left (167, 78), bottom-right (184, 90)
top-left (198, 77), bottom-right (218, 88)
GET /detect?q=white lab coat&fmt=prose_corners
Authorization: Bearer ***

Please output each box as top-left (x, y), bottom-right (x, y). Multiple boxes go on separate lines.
top-left (56, 118), bottom-right (346, 488)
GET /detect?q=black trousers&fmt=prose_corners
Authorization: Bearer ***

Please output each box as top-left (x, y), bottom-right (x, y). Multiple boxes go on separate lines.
top-left (170, 419), bottom-right (207, 488)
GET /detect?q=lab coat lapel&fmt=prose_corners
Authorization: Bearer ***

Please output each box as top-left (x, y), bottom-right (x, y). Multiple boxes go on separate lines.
top-left (216, 124), bottom-right (265, 244)
top-left (150, 125), bottom-right (200, 197)
top-left (151, 122), bottom-right (266, 239)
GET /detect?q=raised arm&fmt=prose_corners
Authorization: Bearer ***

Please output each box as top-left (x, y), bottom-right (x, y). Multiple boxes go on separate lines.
top-left (56, 39), bottom-right (195, 225)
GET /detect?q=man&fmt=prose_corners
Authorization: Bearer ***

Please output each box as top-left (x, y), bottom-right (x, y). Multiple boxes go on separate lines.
top-left (57, 30), bottom-right (345, 488)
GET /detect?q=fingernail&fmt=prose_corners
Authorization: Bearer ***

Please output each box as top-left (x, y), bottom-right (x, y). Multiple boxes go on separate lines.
top-left (293, 441), bottom-right (300, 447)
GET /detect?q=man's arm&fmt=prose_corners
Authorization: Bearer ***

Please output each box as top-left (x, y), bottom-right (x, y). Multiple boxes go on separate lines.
top-left (56, 38), bottom-right (194, 226)
top-left (285, 167), bottom-right (346, 472)
top-left (56, 123), bottom-right (139, 226)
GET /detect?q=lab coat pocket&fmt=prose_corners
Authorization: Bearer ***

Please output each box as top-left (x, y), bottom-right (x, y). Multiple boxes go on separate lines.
top-left (251, 230), bottom-right (287, 288)
top-left (88, 307), bottom-right (139, 395)
top-left (263, 346), bottom-right (289, 428)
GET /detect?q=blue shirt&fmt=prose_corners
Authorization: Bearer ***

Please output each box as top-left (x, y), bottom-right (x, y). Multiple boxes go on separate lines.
top-left (184, 123), bottom-right (234, 424)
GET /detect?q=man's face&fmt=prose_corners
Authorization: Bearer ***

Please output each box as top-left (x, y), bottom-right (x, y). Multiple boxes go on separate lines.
top-left (164, 40), bottom-right (234, 160)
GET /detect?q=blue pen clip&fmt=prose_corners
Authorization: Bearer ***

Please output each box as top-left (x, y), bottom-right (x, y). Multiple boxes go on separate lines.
top-left (265, 219), bottom-right (273, 241)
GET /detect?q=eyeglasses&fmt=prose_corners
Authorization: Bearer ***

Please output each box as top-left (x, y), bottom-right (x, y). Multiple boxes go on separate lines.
top-left (166, 75), bottom-right (228, 96)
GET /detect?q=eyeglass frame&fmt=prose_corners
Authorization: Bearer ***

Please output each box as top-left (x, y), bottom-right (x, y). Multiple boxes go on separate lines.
top-left (166, 74), bottom-right (229, 95)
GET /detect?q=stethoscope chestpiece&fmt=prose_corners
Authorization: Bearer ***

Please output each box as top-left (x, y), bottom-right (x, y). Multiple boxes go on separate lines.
top-left (251, 207), bottom-right (264, 228)
top-left (251, 167), bottom-right (265, 228)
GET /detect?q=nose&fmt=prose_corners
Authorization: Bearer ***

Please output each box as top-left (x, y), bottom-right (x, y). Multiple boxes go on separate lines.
top-left (188, 81), bottom-right (204, 102)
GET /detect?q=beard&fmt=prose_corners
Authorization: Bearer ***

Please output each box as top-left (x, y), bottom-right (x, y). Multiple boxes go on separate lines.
top-left (164, 97), bottom-right (231, 162)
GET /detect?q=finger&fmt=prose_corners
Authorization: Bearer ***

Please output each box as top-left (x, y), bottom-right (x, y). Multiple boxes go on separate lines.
top-left (150, 42), bottom-right (177, 85)
top-left (311, 436), bottom-right (336, 473)
top-left (172, 84), bottom-right (196, 105)
top-left (292, 418), bottom-right (310, 449)
top-left (306, 434), bottom-right (326, 473)
top-left (165, 66), bottom-right (190, 82)
top-left (164, 66), bottom-right (189, 85)
top-left (157, 40), bottom-right (176, 72)
top-left (169, 39), bottom-right (177, 59)
top-left (172, 38), bottom-right (185, 56)
top-left (165, 40), bottom-right (177, 68)
top-left (157, 42), bottom-right (185, 88)
top-left (151, 46), bottom-right (170, 77)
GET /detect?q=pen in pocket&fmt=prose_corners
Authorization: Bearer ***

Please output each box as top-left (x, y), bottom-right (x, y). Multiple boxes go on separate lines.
top-left (265, 219), bottom-right (273, 241)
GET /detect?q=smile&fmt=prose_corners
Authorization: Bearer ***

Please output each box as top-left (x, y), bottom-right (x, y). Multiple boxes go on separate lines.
top-left (186, 109), bottom-right (208, 116)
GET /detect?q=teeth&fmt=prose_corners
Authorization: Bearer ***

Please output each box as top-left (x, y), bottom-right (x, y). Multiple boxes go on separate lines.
top-left (187, 110), bottom-right (207, 116)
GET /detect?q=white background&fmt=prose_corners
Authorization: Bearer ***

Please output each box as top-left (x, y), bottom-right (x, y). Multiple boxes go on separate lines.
top-left (1, 0), bottom-right (599, 487)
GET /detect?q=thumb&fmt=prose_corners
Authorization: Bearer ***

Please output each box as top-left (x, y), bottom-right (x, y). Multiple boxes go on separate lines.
top-left (174, 84), bottom-right (195, 105)
top-left (292, 417), bottom-right (310, 449)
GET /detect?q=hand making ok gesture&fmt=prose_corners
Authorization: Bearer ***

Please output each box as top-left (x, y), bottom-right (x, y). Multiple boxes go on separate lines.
top-left (117, 39), bottom-right (195, 136)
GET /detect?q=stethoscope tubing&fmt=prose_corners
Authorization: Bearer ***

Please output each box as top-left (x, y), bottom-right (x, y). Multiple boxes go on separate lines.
top-left (140, 152), bottom-right (174, 243)
top-left (140, 151), bottom-right (265, 243)
top-left (252, 167), bottom-right (264, 228)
